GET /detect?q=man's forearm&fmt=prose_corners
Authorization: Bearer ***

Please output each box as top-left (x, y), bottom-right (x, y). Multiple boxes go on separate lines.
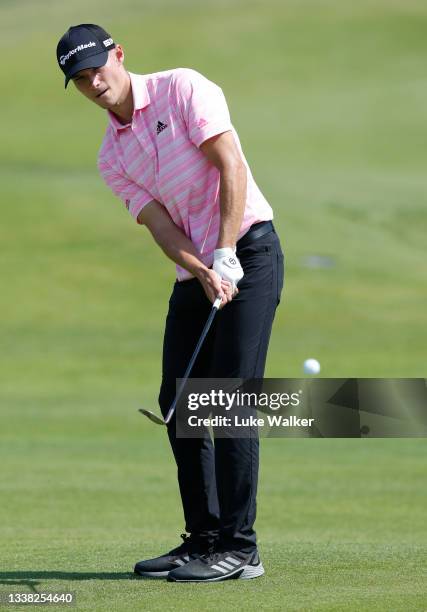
top-left (216, 161), bottom-right (247, 249)
top-left (199, 131), bottom-right (247, 250)
top-left (148, 219), bottom-right (209, 280)
top-left (138, 199), bottom-right (234, 305)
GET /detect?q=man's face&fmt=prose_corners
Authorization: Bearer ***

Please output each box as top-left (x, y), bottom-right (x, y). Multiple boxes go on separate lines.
top-left (71, 46), bottom-right (128, 110)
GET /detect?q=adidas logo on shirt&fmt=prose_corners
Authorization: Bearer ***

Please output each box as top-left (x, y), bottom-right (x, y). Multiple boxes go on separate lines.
top-left (156, 121), bottom-right (168, 135)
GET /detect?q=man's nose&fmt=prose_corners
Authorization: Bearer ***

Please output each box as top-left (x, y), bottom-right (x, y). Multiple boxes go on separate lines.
top-left (89, 71), bottom-right (102, 88)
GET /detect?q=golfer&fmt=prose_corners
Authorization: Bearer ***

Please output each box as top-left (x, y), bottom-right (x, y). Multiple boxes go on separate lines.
top-left (56, 24), bottom-right (284, 582)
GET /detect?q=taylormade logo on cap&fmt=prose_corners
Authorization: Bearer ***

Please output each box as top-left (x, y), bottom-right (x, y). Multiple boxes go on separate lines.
top-left (59, 41), bottom-right (97, 66)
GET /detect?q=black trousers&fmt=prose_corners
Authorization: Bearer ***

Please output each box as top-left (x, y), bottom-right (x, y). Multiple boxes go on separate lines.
top-left (158, 226), bottom-right (284, 552)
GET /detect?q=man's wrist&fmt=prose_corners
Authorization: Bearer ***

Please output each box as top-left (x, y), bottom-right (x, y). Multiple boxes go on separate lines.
top-left (216, 242), bottom-right (236, 250)
top-left (193, 263), bottom-right (211, 282)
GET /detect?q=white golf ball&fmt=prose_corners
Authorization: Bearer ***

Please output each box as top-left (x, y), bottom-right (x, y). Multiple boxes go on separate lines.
top-left (303, 358), bottom-right (321, 375)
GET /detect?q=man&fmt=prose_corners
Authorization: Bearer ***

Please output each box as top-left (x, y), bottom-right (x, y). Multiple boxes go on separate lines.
top-left (56, 24), bottom-right (284, 583)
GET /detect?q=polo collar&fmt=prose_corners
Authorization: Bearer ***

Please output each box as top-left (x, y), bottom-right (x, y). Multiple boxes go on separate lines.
top-left (108, 72), bottom-right (150, 132)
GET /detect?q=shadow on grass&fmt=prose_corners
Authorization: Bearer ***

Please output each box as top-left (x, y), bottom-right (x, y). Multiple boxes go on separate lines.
top-left (0, 573), bottom-right (150, 595)
top-left (0, 571), bottom-right (138, 586)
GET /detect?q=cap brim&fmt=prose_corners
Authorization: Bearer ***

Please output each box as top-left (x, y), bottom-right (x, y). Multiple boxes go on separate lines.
top-left (65, 49), bottom-right (109, 88)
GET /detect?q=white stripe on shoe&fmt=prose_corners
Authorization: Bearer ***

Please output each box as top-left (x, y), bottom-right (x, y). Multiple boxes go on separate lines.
top-left (174, 554), bottom-right (191, 567)
top-left (225, 556), bottom-right (241, 566)
top-left (217, 561), bottom-right (235, 570)
top-left (210, 564), bottom-right (228, 574)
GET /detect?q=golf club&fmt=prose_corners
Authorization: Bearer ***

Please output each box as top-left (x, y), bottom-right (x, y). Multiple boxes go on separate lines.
top-left (139, 295), bottom-right (222, 426)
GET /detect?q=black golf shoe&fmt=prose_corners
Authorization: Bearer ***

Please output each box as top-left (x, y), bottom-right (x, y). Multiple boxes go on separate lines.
top-left (167, 548), bottom-right (264, 582)
top-left (134, 533), bottom-right (211, 578)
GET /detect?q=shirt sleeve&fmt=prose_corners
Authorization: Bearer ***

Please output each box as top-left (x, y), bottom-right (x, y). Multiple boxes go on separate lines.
top-left (97, 158), bottom-right (154, 224)
top-left (173, 68), bottom-right (233, 148)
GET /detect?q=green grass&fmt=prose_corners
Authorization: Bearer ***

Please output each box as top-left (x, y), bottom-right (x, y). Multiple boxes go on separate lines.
top-left (1, 413), bottom-right (426, 610)
top-left (0, 0), bottom-right (426, 609)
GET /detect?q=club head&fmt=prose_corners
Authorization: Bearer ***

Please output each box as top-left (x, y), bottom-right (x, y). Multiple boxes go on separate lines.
top-left (138, 408), bottom-right (166, 426)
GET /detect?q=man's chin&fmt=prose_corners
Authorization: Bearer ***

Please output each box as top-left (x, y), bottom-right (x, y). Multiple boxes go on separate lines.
top-left (96, 96), bottom-right (114, 109)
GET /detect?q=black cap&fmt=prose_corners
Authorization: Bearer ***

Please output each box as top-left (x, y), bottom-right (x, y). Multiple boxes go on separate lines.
top-left (56, 24), bottom-right (116, 88)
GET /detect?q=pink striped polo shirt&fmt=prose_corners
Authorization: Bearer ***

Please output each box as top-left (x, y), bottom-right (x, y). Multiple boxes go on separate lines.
top-left (98, 68), bottom-right (273, 281)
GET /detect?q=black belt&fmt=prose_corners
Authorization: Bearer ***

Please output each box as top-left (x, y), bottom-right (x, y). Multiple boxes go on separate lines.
top-left (236, 221), bottom-right (274, 250)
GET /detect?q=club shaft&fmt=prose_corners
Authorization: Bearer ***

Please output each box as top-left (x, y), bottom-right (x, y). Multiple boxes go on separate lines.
top-left (164, 298), bottom-right (221, 424)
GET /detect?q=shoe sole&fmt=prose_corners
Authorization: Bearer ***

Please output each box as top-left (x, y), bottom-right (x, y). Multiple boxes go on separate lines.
top-left (134, 569), bottom-right (169, 578)
top-left (167, 562), bottom-right (265, 583)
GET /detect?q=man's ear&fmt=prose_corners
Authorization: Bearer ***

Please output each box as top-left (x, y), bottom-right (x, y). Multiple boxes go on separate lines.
top-left (114, 44), bottom-right (125, 65)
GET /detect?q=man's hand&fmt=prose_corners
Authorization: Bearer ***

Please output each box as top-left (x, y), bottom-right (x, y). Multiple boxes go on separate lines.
top-left (213, 247), bottom-right (244, 293)
top-left (196, 267), bottom-right (234, 308)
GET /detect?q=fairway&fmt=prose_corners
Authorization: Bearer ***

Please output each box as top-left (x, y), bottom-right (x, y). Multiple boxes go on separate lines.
top-left (1, 413), bottom-right (426, 610)
top-left (1, 0), bottom-right (426, 609)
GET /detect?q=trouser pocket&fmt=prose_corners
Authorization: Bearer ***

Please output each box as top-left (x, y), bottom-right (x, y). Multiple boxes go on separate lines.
top-left (276, 251), bottom-right (284, 305)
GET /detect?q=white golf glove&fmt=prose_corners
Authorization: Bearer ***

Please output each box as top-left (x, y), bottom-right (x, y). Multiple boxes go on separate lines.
top-left (213, 247), bottom-right (244, 292)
